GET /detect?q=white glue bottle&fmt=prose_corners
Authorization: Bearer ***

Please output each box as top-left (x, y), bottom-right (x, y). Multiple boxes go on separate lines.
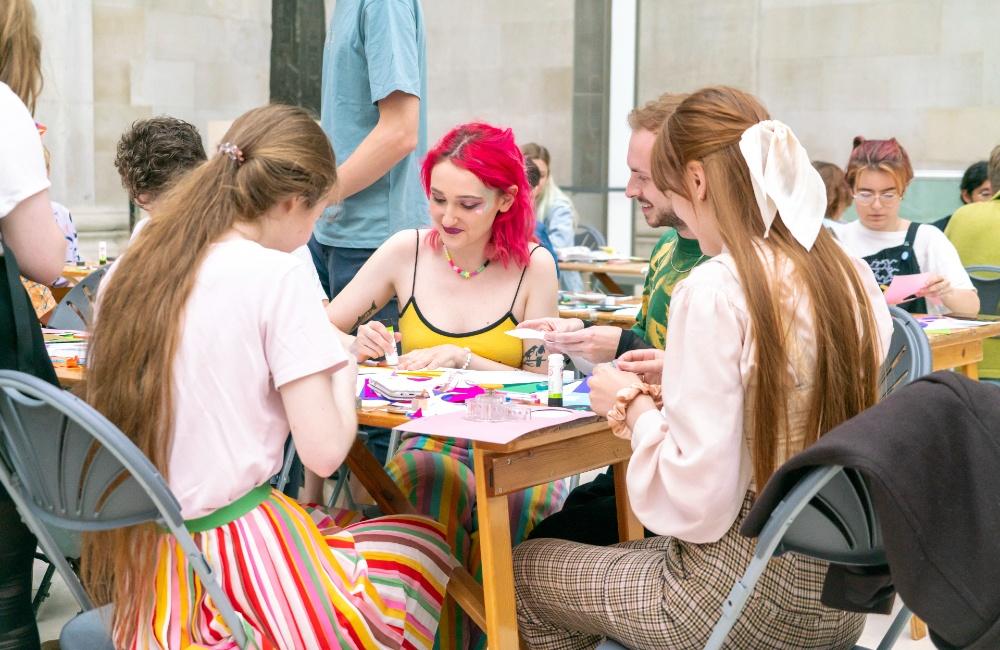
top-left (547, 353), bottom-right (564, 407)
top-left (98, 241), bottom-right (108, 266)
top-left (384, 325), bottom-right (399, 366)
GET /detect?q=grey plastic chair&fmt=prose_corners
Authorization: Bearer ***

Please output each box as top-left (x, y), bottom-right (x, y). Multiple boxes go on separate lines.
top-left (47, 267), bottom-right (107, 330)
top-left (0, 370), bottom-right (250, 649)
top-left (574, 224), bottom-right (607, 250)
top-left (702, 466), bottom-right (911, 650)
top-left (966, 265), bottom-right (1000, 315)
top-left (596, 467), bottom-right (911, 650)
top-left (879, 306), bottom-right (932, 399)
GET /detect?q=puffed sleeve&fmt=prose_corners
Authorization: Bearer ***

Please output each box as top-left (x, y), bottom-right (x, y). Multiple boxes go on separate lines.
top-left (626, 276), bottom-right (753, 543)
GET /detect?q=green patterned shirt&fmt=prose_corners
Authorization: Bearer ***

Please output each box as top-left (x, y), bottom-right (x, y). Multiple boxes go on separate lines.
top-left (631, 230), bottom-right (706, 349)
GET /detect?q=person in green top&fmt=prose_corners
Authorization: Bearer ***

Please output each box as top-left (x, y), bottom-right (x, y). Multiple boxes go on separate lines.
top-left (631, 228), bottom-right (705, 349)
top-left (520, 93), bottom-right (709, 546)
top-left (945, 144), bottom-right (1000, 379)
top-left (521, 92), bottom-right (707, 369)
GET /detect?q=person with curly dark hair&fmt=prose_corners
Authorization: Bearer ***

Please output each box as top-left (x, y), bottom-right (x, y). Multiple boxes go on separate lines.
top-left (114, 116), bottom-right (206, 233)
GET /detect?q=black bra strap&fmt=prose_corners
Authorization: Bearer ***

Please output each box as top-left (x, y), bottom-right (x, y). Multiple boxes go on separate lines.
top-left (410, 229), bottom-right (420, 300)
top-left (509, 245), bottom-right (541, 311)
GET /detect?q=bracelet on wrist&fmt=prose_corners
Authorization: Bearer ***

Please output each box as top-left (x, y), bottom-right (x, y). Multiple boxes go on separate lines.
top-left (459, 347), bottom-right (472, 370)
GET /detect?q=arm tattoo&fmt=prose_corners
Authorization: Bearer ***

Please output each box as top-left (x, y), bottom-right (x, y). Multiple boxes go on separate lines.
top-left (349, 301), bottom-right (379, 334)
top-left (522, 344), bottom-right (545, 368)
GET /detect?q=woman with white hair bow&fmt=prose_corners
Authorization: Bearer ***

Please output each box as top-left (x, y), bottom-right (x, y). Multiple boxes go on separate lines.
top-left (513, 87), bottom-right (894, 650)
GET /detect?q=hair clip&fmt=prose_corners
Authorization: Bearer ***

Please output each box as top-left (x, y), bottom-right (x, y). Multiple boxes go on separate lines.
top-left (218, 142), bottom-right (245, 165)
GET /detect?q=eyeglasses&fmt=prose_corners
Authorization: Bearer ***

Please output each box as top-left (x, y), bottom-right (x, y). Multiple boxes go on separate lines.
top-left (854, 190), bottom-right (900, 206)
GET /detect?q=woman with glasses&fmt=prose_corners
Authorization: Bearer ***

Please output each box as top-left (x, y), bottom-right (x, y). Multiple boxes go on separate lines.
top-left (838, 137), bottom-right (979, 314)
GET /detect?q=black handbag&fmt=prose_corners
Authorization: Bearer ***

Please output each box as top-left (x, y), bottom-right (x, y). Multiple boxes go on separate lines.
top-left (0, 243), bottom-right (58, 386)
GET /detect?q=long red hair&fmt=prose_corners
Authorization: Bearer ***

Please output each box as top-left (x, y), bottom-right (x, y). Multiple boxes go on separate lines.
top-left (421, 122), bottom-right (534, 268)
top-left (83, 104), bottom-right (337, 646)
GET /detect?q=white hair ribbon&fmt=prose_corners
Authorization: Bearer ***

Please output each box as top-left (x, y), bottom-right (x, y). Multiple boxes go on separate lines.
top-left (738, 120), bottom-right (826, 251)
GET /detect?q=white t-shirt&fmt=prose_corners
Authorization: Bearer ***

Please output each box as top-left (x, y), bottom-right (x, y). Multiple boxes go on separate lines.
top-left (0, 82), bottom-right (50, 220)
top-left (146, 238), bottom-right (347, 517)
top-left (838, 220), bottom-right (975, 294)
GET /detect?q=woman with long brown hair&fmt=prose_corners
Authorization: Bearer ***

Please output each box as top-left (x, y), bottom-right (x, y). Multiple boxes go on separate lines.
top-left (513, 86), bottom-right (893, 649)
top-left (0, 1), bottom-right (71, 647)
top-left (84, 104), bottom-right (453, 649)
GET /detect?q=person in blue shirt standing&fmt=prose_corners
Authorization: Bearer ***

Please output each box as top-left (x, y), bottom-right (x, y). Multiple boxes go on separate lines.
top-left (310, 0), bottom-right (428, 332)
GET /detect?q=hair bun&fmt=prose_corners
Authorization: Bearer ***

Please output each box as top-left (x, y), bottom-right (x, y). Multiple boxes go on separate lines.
top-left (852, 136), bottom-right (866, 149)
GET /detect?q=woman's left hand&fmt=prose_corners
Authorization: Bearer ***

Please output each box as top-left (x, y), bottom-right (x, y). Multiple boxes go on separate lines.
top-left (589, 362), bottom-right (642, 416)
top-left (396, 344), bottom-right (466, 370)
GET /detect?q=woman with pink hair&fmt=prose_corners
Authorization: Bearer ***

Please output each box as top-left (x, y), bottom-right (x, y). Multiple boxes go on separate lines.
top-left (327, 121), bottom-right (564, 648)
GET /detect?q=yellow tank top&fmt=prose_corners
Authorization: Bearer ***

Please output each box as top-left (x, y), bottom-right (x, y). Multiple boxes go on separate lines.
top-left (398, 230), bottom-right (535, 369)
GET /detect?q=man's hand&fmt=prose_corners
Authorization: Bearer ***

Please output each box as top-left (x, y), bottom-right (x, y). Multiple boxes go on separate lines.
top-left (542, 326), bottom-right (621, 364)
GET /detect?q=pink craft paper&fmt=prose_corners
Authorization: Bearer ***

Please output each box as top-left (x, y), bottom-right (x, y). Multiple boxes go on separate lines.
top-left (393, 409), bottom-right (597, 444)
top-left (884, 273), bottom-right (931, 305)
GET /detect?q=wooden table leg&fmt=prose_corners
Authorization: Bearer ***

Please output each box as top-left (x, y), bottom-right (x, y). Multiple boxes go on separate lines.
top-left (910, 615), bottom-right (928, 640)
top-left (593, 272), bottom-right (624, 295)
top-left (612, 460), bottom-right (643, 542)
top-left (344, 438), bottom-right (417, 516)
top-left (346, 438), bottom-right (487, 633)
top-left (957, 363), bottom-right (980, 380)
top-left (473, 449), bottom-right (520, 649)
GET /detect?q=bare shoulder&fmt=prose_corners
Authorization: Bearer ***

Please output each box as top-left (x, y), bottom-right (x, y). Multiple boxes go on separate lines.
top-left (381, 228), bottom-right (423, 255)
top-left (525, 245), bottom-right (557, 279)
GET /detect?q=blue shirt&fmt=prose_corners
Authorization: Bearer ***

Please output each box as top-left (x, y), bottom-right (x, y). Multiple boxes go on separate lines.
top-left (315, 0), bottom-right (428, 249)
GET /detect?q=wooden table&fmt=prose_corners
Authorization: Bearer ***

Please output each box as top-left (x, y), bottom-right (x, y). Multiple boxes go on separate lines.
top-left (49, 369), bottom-right (640, 649)
top-left (559, 261), bottom-right (648, 294)
top-left (353, 408), bottom-right (640, 649)
top-left (559, 307), bottom-right (638, 329)
top-left (60, 264), bottom-right (100, 286)
top-left (923, 316), bottom-right (1000, 379)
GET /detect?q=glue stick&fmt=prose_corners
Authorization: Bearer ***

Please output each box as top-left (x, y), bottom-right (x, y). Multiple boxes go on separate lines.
top-left (384, 325), bottom-right (399, 366)
top-left (547, 353), bottom-right (564, 407)
top-left (98, 241), bottom-right (108, 266)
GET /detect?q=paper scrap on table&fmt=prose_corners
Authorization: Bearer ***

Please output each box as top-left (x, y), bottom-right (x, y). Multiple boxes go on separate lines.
top-left (918, 317), bottom-right (997, 332)
top-left (883, 273), bottom-right (930, 305)
top-left (392, 409), bottom-right (596, 444)
top-left (506, 328), bottom-right (548, 340)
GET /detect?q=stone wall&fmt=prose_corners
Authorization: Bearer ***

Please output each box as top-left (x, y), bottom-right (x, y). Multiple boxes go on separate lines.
top-left (422, 0), bottom-right (576, 187)
top-left (34, 0), bottom-right (272, 257)
top-left (633, 0), bottom-right (1000, 254)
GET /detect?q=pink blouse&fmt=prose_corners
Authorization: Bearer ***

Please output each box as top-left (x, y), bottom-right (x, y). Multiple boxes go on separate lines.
top-left (627, 245), bottom-right (892, 543)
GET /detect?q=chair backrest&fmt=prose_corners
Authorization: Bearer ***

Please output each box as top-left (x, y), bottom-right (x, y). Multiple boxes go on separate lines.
top-left (966, 265), bottom-right (1000, 316)
top-left (0, 370), bottom-right (248, 647)
top-left (879, 305), bottom-right (932, 399)
top-left (574, 224), bottom-right (606, 250)
top-left (771, 466), bottom-right (885, 566)
top-left (48, 267), bottom-right (107, 330)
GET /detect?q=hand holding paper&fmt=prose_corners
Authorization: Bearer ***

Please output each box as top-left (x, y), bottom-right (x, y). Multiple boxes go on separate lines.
top-left (883, 273), bottom-right (942, 307)
top-left (506, 328), bottom-right (549, 340)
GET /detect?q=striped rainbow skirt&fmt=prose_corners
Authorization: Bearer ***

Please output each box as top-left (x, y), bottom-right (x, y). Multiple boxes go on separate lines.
top-left (132, 487), bottom-right (454, 649)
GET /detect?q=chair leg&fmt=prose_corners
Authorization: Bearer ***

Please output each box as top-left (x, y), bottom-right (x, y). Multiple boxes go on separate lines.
top-left (32, 558), bottom-right (57, 614)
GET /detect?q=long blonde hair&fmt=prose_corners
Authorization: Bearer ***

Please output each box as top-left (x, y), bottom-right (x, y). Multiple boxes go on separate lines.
top-left (0, 0), bottom-right (43, 113)
top-left (83, 104), bottom-right (337, 646)
top-left (520, 141), bottom-right (578, 229)
top-left (652, 87), bottom-right (881, 487)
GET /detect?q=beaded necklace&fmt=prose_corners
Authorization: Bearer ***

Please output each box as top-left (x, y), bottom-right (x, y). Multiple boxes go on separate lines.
top-left (444, 244), bottom-right (489, 279)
